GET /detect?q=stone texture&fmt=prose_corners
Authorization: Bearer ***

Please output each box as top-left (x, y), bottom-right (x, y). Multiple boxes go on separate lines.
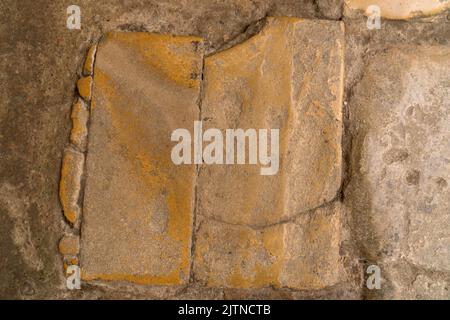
top-left (345, 45), bottom-right (450, 294)
top-left (77, 76), bottom-right (93, 101)
top-left (199, 17), bottom-right (344, 227)
top-left (80, 32), bottom-right (204, 285)
top-left (69, 99), bottom-right (89, 151)
top-left (58, 235), bottom-right (80, 255)
top-left (344, 0), bottom-right (450, 19)
top-left (59, 148), bottom-right (84, 224)
top-left (1, 0), bottom-right (449, 300)
top-left (83, 46), bottom-right (97, 76)
top-left (194, 202), bottom-right (343, 289)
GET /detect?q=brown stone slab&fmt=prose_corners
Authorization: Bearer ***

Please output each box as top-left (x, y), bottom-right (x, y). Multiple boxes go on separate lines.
top-left (80, 32), bottom-right (203, 285)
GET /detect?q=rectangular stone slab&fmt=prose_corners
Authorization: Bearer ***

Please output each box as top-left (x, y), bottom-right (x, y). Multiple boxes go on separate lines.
top-left (195, 17), bottom-right (345, 289)
top-left (80, 32), bottom-right (203, 285)
top-left (199, 17), bottom-right (344, 227)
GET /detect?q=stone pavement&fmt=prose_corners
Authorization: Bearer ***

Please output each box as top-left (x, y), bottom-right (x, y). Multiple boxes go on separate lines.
top-left (1, 0), bottom-right (449, 299)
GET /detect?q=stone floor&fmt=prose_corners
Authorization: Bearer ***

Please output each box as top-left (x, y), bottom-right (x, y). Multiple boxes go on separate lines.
top-left (1, 1), bottom-right (449, 299)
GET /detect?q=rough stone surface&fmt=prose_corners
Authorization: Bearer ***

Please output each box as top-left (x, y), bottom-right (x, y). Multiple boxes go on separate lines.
top-left (194, 202), bottom-right (343, 289)
top-left (59, 148), bottom-right (84, 225)
top-left (345, 45), bottom-right (450, 298)
top-left (69, 99), bottom-right (89, 151)
top-left (80, 32), bottom-right (203, 285)
top-left (199, 17), bottom-right (344, 227)
top-left (344, 0), bottom-right (450, 19)
top-left (58, 235), bottom-right (80, 255)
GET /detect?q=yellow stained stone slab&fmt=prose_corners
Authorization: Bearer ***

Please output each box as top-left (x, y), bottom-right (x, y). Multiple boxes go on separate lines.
top-left (80, 32), bottom-right (203, 285)
top-left (194, 202), bottom-right (342, 289)
top-left (199, 17), bottom-right (344, 227)
top-left (194, 17), bottom-right (344, 289)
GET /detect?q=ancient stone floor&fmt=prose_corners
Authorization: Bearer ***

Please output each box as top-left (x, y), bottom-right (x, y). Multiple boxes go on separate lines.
top-left (1, 1), bottom-right (449, 299)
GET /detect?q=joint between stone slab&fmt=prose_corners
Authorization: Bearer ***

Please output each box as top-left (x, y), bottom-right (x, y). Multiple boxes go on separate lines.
top-left (59, 42), bottom-right (99, 279)
top-left (197, 197), bottom-right (342, 231)
top-left (189, 44), bottom-right (206, 285)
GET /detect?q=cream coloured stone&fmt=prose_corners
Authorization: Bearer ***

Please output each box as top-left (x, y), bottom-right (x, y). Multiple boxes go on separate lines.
top-left (345, 0), bottom-right (450, 19)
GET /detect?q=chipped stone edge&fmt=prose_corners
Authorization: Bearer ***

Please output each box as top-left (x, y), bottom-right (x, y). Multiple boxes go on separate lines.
top-left (59, 44), bottom-right (98, 279)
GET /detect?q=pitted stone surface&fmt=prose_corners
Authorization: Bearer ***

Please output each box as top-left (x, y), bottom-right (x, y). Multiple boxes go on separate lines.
top-left (199, 17), bottom-right (344, 227)
top-left (80, 32), bottom-right (204, 285)
top-left (345, 45), bottom-right (450, 296)
top-left (344, 0), bottom-right (450, 19)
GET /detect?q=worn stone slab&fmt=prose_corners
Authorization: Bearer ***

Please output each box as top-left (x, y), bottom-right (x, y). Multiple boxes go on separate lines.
top-left (344, 0), bottom-right (450, 19)
top-left (194, 202), bottom-right (342, 289)
top-left (345, 45), bottom-right (450, 279)
top-left (199, 17), bottom-right (344, 227)
top-left (80, 32), bottom-right (204, 285)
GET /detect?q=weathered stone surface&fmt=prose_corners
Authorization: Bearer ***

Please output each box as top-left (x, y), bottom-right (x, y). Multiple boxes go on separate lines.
top-left (80, 32), bottom-right (203, 285)
top-left (194, 202), bottom-right (343, 289)
top-left (317, 0), bottom-right (344, 19)
top-left (345, 45), bottom-right (450, 294)
top-left (344, 0), bottom-right (450, 19)
top-left (69, 99), bottom-right (89, 151)
top-left (77, 76), bottom-right (93, 101)
top-left (58, 235), bottom-right (79, 255)
top-left (199, 17), bottom-right (344, 227)
top-left (59, 148), bottom-right (84, 224)
top-left (83, 46), bottom-right (97, 76)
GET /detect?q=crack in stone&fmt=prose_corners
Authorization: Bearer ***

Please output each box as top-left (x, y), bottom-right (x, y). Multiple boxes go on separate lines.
top-left (197, 197), bottom-right (341, 231)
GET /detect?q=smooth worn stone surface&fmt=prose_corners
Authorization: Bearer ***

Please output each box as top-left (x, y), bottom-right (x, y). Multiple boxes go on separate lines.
top-left (199, 17), bottom-right (344, 227)
top-left (194, 202), bottom-right (342, 289)
top-left (80, 32), bottom-right (203, 285)
top-left (346, 45), bottom-right (450, 294)
top-left (69, 99), bottom-right (89, 151)
top-left (58, 235), bottom-right (80, 255)
top-left (344, 0), bottom-right (450, 19)
top-left (59, 148), bottom-right (84, 224)
top-left (77, 76), bottom-right (93, 101)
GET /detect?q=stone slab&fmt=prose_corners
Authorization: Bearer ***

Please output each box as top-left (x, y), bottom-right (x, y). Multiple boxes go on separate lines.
top-left (345, 45), bottom-right (450, 274)
top-left (80, 32), bottom-right (204, 285)
top-left (199, 17), bottom-right (344, 227)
